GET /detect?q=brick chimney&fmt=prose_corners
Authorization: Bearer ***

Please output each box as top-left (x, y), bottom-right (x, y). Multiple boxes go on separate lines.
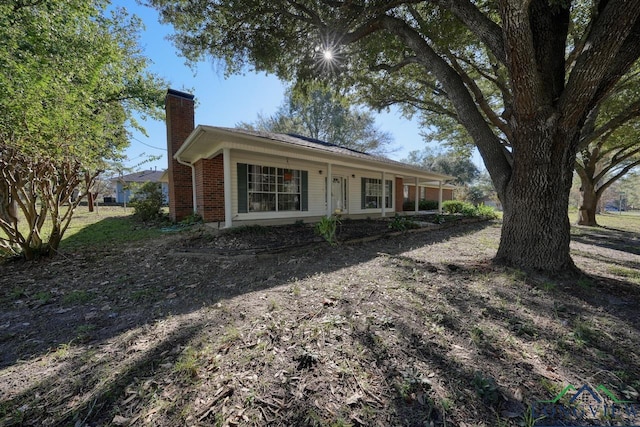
top-left (165, 89), bottom-right (195, 222)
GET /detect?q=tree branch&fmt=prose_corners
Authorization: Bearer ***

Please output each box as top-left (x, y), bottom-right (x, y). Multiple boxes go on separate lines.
top-left (596, 158), bottom-right (640, 198)
top-left (559, 1), bottom-right (640, 129)
top-left (429, 0), bottom-right (506, 64)
top-left (446, 52), bottom-right (513, 142)
top-left (379, 14), bottom-right (512, 199)
top-left (579, 98), bottom-right (640, 148)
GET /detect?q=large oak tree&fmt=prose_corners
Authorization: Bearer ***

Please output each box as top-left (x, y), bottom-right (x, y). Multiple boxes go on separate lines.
top-left (149, 0), bottom-right (640, 273)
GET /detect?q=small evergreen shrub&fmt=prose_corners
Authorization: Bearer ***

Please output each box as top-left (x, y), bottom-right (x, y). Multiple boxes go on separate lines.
top-left (474, 204), bottom-right (498, 219)
top-left (402, 199), bottom-right (439, 211)
top-left (388, 214), bottom-right (419, 231)
top-left (442, 200), bottom-right (470, 214)
top-left (461, 203), bottom-right (477, 216)
top-left (419, 199), bottom-right (439, 210)
top-left (130, 182), bottom-right (165, 222)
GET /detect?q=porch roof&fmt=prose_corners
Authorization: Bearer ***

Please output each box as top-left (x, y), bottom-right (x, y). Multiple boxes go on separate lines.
top-left (175, 126), bottom-right (456, 183)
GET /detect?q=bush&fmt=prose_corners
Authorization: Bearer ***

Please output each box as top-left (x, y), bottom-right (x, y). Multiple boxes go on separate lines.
top-left (130, 182), bottom-right (165, 221)
top-left (388, 214), bottom-right (420, 231)
top-left (314, 215), bottom-right (340, 245)
top-left (441, 200), bottom-right (498, 219)
top-left (442, 200), bottom-right (471, 214)
top-left (402, 199), bottom-right (439, 211)
top-left (474, 204), bottom-right (498, 219)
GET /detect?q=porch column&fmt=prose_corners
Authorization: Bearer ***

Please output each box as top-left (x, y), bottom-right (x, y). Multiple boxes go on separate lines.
top-left (326, 163), bottom-right (332, 217)
top-left (223, 147), bottom-right (233, 228)
top-left (414, 177), bottom-right (419, 213)
top-left (381, 171), bottom-right (386, 217)
top-left (438, 180), bottom-right (443, 214)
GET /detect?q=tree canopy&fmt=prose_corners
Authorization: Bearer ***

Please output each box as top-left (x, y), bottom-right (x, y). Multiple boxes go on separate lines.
top-left (237, 85), bottom-right (394, 154)
top-left (149, 0), bottom-right (640, 273)
top-left (0, 0), bottom-right (167, 258)
top-left (403, 148), bottom-right (479, 185)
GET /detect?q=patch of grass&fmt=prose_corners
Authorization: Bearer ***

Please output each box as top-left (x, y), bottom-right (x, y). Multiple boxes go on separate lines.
top-left (596, 212), bottom-right (640, 233)
top-left (576, 278), bottom-right (593, 290)
top-left (34, 291), bottom-right (53, 304)
top-left (60, 206), bottom-right (166, 251)
top-left (470, 326), bottom-right (486, 346)
top-left (290, 284), bottom-right (301, 296)
top-left (8, 287), bottom-right (26, 300)
top-left (395, 367), bottom-right (432, 402)
top-left (62, 290), bottom-right (93, 305)
top-left (130, 288), bottom-right (158, 302)
top-left (174, 346), bottom-right (200, 380)
top-left (572, 320), bottom-right (597, 347)
top-left (540, 282), bottom-right (556, 292)
top-left (75, 323), bottom-right (96, 342)
top-left (472, 371), bottom-right (500, 406)
top-left (52, 343), bottom-right (72, 359)
top-left (267, 298), bottom-right (279, 311)
top-left (607, 266), bottom-right (640, 283)
top-left (221, 326), bottom-right (241, 344)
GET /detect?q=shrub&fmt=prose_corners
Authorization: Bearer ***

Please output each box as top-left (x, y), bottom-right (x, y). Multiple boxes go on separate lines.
top-left (474, 204), bottom-right (498, 219)
top-left (419, 199), bottom-right (439, 210)
top-left (130, 182), bottom-right (165, 222)
top-left (314, 215), bottom-right (340, 245)
top-left (388, 214), bottom-right (419, 231)
top-left (442, 200), bottom-right (471, 214)
top-left (442, 200), bottom-right (498, 218)
top-left (461, 203), bottom-right (477, 216)
top-left (402, 199), bottom-right (439, 211)
top-left (402, 200), bottom-right (415, 211)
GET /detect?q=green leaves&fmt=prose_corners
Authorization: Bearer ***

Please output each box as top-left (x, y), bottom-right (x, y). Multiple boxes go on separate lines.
top-left (238, 84), bottom-right (394, 154)
top-left (0, 0), bottom-right (167, 258)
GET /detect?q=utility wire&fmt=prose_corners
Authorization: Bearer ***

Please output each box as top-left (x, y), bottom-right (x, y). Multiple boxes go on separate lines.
top-left (132, 136), bottom-right (166, 151)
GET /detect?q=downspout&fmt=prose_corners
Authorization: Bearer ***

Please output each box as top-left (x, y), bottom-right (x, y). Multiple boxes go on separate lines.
top-left (176, 156), bottom-right (197, 216)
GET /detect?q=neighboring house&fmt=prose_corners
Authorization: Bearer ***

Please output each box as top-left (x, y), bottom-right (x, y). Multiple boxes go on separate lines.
top-left (165, 89), bottom-right (455, 227)
top-left (114, 170), bottom-right (169, 204)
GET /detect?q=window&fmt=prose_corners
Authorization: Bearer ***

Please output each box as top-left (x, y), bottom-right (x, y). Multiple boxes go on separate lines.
top-left (361, 178), bottom-right (393, 209)
top-left (238, 164), bottom-right (308, 213)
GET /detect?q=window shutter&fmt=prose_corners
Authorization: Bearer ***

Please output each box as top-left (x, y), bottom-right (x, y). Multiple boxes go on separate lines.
top-left (301, 171), bottom-right (308, 211)
top-left (237, 163), bottom-right (248, 213)
top-left (361, 178), bottom-right (366, 209)
top-left (386, 180), bottom-right (393, 208)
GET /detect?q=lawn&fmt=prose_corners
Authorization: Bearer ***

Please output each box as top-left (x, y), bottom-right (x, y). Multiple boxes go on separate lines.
top-left (0, 210), bottom-right (639, 426)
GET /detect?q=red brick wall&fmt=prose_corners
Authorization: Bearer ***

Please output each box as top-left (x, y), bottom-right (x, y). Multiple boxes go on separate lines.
top-left (195, 155), bottom-right (225, 223)
top-left (425, 187), bottom-right (454, 201)
top-left (405, 186), bottom-right (454, 203)
top-left (166, 89), bottom-right (195, 222)
top-left (395, 177), bottom-right (404, 213)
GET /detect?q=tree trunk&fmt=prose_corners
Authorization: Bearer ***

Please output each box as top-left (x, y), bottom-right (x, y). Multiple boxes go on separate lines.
top-left (577, 180), bottom-right (599, 226)
top-left (494, 125), bottom-right (577, 273)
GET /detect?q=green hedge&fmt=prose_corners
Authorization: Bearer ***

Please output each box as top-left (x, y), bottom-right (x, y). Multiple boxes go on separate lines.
top-left (402, 199), bottom-right (439, 211)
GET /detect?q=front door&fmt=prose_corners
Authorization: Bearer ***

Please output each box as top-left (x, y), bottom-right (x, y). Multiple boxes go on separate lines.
top-left (331, 176), bottom-right (347, 213)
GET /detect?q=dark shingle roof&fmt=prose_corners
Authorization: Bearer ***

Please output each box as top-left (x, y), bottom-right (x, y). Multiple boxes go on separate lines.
top-left (117, 170), bottom-right (166, 183)
top-left (204, 127), bottom-right (451, 179)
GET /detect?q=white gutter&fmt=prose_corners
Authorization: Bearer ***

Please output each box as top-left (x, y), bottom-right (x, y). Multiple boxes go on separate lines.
top-left (176, 156), bottom-right (197, 216)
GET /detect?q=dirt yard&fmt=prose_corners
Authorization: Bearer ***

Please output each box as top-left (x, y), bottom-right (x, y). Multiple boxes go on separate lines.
top-left (0, 217), bottom-right (639, 426)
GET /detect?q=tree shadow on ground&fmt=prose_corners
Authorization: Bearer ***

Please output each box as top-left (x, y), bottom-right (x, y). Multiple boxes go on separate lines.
top-left (571, 225), bottom-right (640, 256)
top-left (0, 221), bottom-right (494, 425)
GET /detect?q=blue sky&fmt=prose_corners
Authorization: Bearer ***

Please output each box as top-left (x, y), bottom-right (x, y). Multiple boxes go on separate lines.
top-left (116, 2), bottom-right (451, 172)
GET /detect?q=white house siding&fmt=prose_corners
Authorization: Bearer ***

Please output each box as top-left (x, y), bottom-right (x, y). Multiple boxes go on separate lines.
top-left (230, 151), bottom-right (328, 221)
top-left (229, 150), bottom-right (397, 221)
